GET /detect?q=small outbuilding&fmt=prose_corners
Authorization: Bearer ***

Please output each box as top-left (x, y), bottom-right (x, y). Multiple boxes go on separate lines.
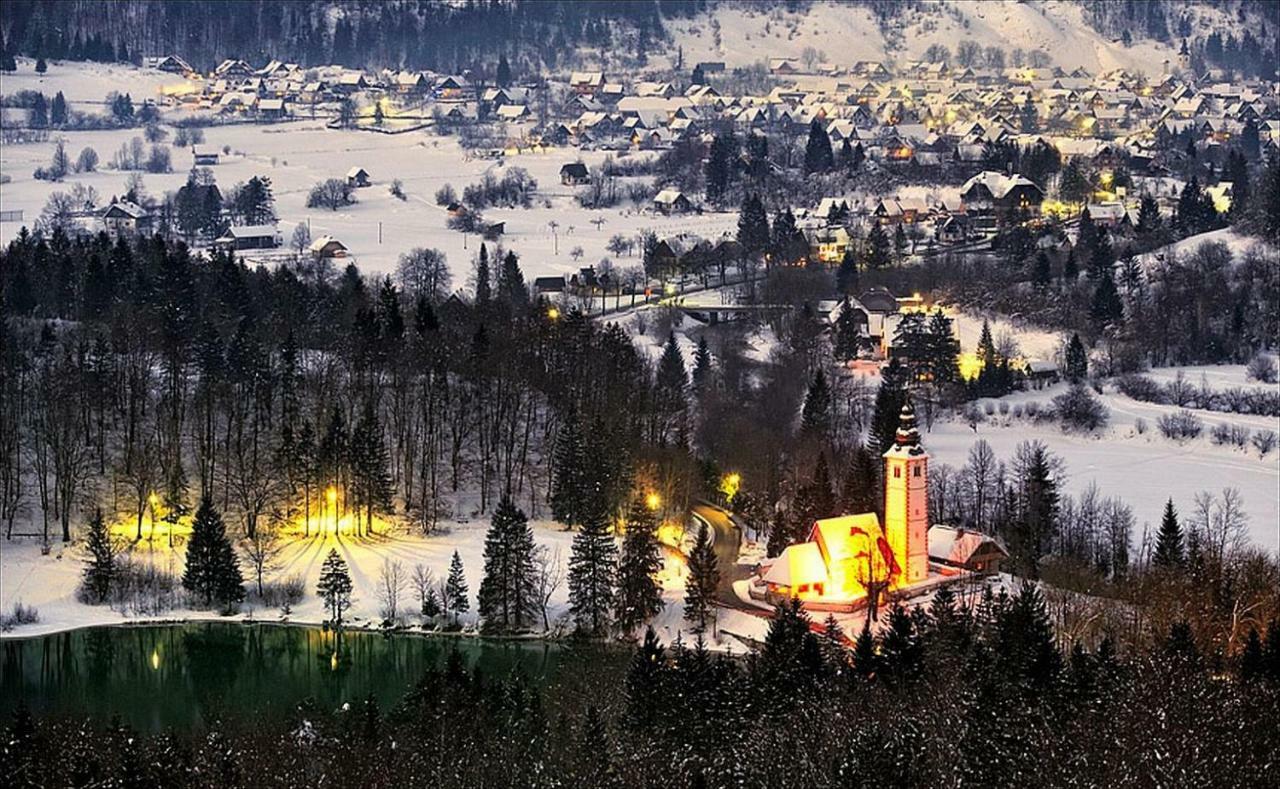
top-left (927, 526), bottom-right (1008, 574)
top-left (192, 146), bottom-right (220, 166)
top-left (217, 224), bottom-right (282, 250)
top-left (309, 235), bottom-right (349, 259)
top-left (653, 189), bottom-right (691, 215)
top-left (346, 167), bottom-right (371, 188)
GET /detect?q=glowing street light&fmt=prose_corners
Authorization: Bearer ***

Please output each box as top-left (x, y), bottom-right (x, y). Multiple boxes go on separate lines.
top-left (547, 306), bottom-right (560, 321)
top-left (720, 472), bottom-right (741, 504)
top-left (645, 492), bottom-right (662, 511)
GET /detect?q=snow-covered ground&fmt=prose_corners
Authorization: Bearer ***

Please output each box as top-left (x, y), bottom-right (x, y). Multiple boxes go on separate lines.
top-left (924, 367), bottom-right (1280, 555)
top-left (667, 0), bottom-right (1185, 77)
top-left (1, 61), bottom-right (742, 285)
top-left (0, 513), bottom-right (780, 651)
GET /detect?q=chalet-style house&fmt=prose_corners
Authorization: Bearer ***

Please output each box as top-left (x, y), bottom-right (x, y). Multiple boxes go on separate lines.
top-left (309, 235), bottom-right (349, 259)
top-left (959, 171), bottom-right (1044, 227)
top-left (100, 201), bottom-right (151, 237)
top-left (346, 167), bottom-right (371, 188)
top-left (653, 189), bottom-right (691, 214)
top-left (560, 162), bottom-right (590, 185)
top-left (192, 146), bottom-right (219, 166)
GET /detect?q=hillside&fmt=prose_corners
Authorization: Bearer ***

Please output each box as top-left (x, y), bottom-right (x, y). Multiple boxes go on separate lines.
top-left (665, 0), bottom-right (1258, 77)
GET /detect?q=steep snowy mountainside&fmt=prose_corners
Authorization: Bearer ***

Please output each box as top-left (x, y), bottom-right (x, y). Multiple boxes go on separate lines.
top-left (667, 0), bottom-right (1201, 76)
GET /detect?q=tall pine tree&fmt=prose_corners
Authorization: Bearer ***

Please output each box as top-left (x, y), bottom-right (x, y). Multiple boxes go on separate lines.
top-left (615, 497), bottom-right (664, 634)
top-left (568, 499), bottom-right (617, 635)
top-left (182, 495), bottom-right (244, 609)
top-left (684, 520), bottom-right (720, 635)
top-left (1152, 499), bottom-right (1184, 568)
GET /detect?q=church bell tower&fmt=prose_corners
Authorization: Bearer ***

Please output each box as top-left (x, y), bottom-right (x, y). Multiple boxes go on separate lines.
top-left (883, 401), bottom-right (929, 585)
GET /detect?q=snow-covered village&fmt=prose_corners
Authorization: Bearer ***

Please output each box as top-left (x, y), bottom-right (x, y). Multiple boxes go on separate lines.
top-left (0, 0), bottom-right (1278, 785)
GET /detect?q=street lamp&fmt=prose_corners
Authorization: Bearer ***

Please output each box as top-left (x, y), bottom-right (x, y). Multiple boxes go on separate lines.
top-left (720, 472), bottom-right (741, 504)
top-left (645, 492), bottom-right (662, 511)
top-left (546, 305), bottom-right (560, 321)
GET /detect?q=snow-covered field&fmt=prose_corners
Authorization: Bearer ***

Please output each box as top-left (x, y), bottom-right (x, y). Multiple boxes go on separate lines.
top-left (925, 368), bottom-right (1280, 555)
top-left (667, 0), bottom-right (1184, 77)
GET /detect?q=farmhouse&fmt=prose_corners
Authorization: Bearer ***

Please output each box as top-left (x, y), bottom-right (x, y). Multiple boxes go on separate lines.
top-left (959, 171), bottom-right (1044, 224)
top-left (192, 146), bottom-right (220, 166)
top-left (99, 201), bottom-right (151, 237)
top-left (653, 189), bottom-right (691, 214)
top-left (216, 224), bottom-right (282, 251)
top-left (560, 162), bottom-right (590, 185)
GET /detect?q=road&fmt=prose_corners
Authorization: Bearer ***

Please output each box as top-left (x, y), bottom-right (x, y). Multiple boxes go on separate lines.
top-left (688, 502), bottom-right (753, 602)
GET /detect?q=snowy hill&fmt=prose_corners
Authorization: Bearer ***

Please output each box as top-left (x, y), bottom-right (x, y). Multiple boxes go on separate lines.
top-left (665, 0), bottom-right (1229, 77)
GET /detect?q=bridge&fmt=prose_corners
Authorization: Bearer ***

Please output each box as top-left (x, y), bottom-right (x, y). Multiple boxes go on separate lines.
top-left (677, 303), bottom-right (791, 325)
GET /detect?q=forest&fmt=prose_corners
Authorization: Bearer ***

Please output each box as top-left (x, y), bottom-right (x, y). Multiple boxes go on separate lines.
top-left (4, 584), bottom-right (1280, 787)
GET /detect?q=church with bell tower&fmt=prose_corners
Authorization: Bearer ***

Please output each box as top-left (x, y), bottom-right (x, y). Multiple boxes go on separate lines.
top-left (754, 402), bottom-right (936, 609)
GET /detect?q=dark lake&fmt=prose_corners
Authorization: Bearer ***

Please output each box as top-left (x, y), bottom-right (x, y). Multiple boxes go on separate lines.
top-left (0, 623), bottom-right (583, 732)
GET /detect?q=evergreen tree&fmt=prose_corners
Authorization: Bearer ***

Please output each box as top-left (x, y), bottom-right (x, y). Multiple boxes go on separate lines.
top-left (655, 332), bottom-right (687, 442)
top-left (691, 336), bottom-right (713, 391)
top-left (704, 131), bottom-right (736, 203)
top-left (840, 442), bottom-right (879, 514)
top-left (1152, 499), bottom-right (1184, 568)
top-left (684, 520), bottom-right (719, 635)
top-left (852, 616), bottom-right (878, 678)
top-left (35, 56), bottom-right (47, 74)
top-left (497, 250), bottom-right (528, 309)
top-left (49, 91), bottom-right (67, 126)
top-left (615, 497), bottom-right (664, 634)
top-left (865, 223), bottom-right (891, 269)
top-left (879, 604), bottom-right (920, 683)
top-left (803, 119), bottom-right (833, 174)
top-left (1239, 627), bottom-right (1264, 682)
top-left (833, 304), bottom-right (864, 361)
top-left (496, 54), bottom-right (512, 87)
top-left (478, 496), bottom-right (539, 632)
top-left (1090, 272), bottom-right (1124, 328)
top-left (81, 508), bottom-right (116, 603)
top-left (997, 583), bottom-right (1062, 689)
top-left (835, 246), bottom-right (859, 294)
top-left (1031, 249), bottom-right (1052, 288)
top-left (800, 369), bottom-right (832, 436)
top-left (550, 413), bottom-right (588, 526)
top-left (1062, 247), bottom-right (1079, 282)
top-left (1012, 446), bottom-right (1058, 578)
top-left (1087, 228), bottom-right (1113, 280)
top-left (316, 548), bottom-right (354, 624)
top-left (568, 499), bottom-right (617, 635)
top-left (473, 243), bottom-right (492, 305)
top-left (1059, 158), bottom-right (1090, 204)
top-left (444, 550), bottom-right (469, 622)
top-left (1064, 333), bottom-right (1088, 382)
top-left (893, 223), bottom-right (908, 264)
top-left (1137, 194), bottom-right (1162, 234)
top-left (736, 194), bottom-right (770, 257)
top-left (869, 360), bottom-right (908, 455)
top-left (769, 207), bottom-right (800, 264)
top-left (624, 626), bottom-right (667, 730)
top-left (182, 495), bottom-right (244, 608)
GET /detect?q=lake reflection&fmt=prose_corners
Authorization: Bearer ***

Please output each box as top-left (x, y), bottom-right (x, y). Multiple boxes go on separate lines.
top-left (1, 623), bottom-right (564, 731)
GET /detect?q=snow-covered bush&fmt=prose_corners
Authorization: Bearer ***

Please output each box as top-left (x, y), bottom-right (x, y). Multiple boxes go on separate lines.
top-left (1157, 410), bottom-right (1203, 441)
top-left (1052, 384), bottom-right (1109, 432)
top-left (1116, 374), bottom-right (1165, 404)
top-left (1252, 429), bottom-right (1277, 457)
top-left (1247, 353), bottom-right (1277, 383)
top-left (248, 574), bottom-right (305, 608)
top-left (434, 183), bottom-right (457, 206)
top-left (1012, 404), bottom-right (1024, 419)
top-left (1209, 423), bottom-right (1251, 448)
top-left (1134, 417), bottom-right (1147, 435)
top-left (390, 179), bottom-right (406, 200)
top-left (998, 401), bottom-right (1010, 416)
top-left (75, 145), bottom-right (98, 173)
top-left (0, 601), bottom-right (39, 631)
top-left (982, 401), bottom-right (995, 416)
top-left (1024, 401), bottom-right (1041, 419)
top-left (173, 127), bottom-right (189, 147)
top-left (107, 557), bottom-right (183, 615)
top-left (144, 144), bottom-right (171, 173)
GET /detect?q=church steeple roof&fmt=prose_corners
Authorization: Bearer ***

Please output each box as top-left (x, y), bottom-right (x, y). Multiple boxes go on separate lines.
top-left (891, 400), bottom-right (926, 456)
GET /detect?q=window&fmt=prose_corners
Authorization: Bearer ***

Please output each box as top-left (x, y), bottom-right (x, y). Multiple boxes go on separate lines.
top-left (893, 467), bottom-right (901, 479)
top-left (913, 466), bottom-right (922, 477)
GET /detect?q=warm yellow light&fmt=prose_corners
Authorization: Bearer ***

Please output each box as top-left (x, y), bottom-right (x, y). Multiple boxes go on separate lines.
top-left (148, 493), bottom-right (160, 507)
top-left (645, 492), bottom-right (662, 511)
top-left (1099, 171), bottom-right (1113, 187)
top-left (330, 651), bottom-right (338, 671)
top-left (326, 486), bottom-right (337, 506)
top-left (546, 306), bottom-right (560, 320)
top-left (720, 472), bottom-right (741, 503)
top-left (958, 352), bottom-right (983, 382)
top-left (664, 283), bottom-right (676, 296)
top-left (150, 649), bottom-right (161, 671)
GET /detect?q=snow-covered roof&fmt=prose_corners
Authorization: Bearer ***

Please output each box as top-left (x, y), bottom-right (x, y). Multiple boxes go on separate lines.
top-left (224, 224), bottom-right (279, 238)
top-left (927, 526), bottom-right (1007, 566)
top-left (762, 542), bottom-right (828, 588)
top-left (309, 234), bottom-right (347, 252)
top-left (653, 189), bottom-right (685, 205)
top-left (960, 171), bottom-right (1040, 200)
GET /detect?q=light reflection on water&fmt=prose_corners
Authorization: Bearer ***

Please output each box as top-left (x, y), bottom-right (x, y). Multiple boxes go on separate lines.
top-left (1, 623), bottom-right (567, 732)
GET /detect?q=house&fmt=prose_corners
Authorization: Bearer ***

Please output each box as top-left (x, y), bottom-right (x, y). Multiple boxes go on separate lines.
top-left (560, 162), bottom-right (591, 185)
top-left (214, 59), bottom-right (255, 80)
top-left (494, 103), bottom-right (530, 121)
top-left (336, 71), bottom-right (368, 94)
top-left (148, 55), bottom-right (193, 75)
top-left (570, 71), bottom-right (604, 94)
top-left (192, 146), bottom-right (220, 166)
top-left (346, 167), bottom-right (371, 188)
top-left (309, 235), bottom-right (348, 259)
top-left (753, 404), bottom-right (931, 611)
top-left (533, 276), bottom-right (567, 298)
top-left (927, 526), bottom-right (1008, 574)
top-left (653, 189), bottom-right (691, 214)
top-left (807, 225), bottom-right (851, 263)
top-left (1021, 360), bottom-right (1060, 389)
top-left (99, 200), bottom-right (150, 237)
top-left (483, 221), bottom-right (505, 239)
top-left (769, 58), bottom-right (800, 75)
top-left (959, 171), bottom-right (1044, 223)
top-left (435, 75), bottom-right (470, 100)
top-left (257, 98), bottom-right (286, 120)
top-left (216, 224), bottom-right (282, 250)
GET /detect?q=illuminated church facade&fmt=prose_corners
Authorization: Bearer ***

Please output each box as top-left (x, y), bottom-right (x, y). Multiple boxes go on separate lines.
top-left (753, 402), bottom-right (937, 610)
